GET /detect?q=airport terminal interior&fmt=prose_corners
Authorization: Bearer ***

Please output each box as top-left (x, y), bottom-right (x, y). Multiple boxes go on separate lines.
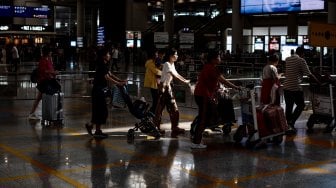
top-left (1, 0), bottom-right (336, 187)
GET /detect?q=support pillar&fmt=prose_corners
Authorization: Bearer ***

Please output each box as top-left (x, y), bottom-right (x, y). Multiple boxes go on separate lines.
top-left (328, 1), bottom-right (336, 73)
top-left (164, 0), bottom-right (174, 47)
top-left (232, 0), bottom-right (243, 54)
top-left (77, 0), bottom-right (85, 40)
top-left (287, 14), bottom-right (297, 38)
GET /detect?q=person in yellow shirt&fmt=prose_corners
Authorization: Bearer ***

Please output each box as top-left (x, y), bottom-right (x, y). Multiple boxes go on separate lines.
top-left (144, 49), bottom-right (164, 114)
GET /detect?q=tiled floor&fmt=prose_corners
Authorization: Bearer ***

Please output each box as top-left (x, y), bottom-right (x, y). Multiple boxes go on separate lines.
top-left (1, 62), bottom-right (336, 187)
top-left (1, 95), bottom-right (336, 188)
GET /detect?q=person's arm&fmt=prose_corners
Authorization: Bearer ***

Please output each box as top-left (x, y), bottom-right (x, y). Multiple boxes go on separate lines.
top-left (219, 74), bottom-right (239, 89)
top-left (105, 73), bottom-right (127, 86)
top-left (309, 72), bottom-right (321, 85)
top-left (172, 71), bottom-right (190, 84)
top-left (302, 60), bottom-right (321, 84)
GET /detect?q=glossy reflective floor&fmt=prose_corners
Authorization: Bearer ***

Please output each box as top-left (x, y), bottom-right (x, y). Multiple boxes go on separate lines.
top-left (1, 67), bottom-right (336, 188)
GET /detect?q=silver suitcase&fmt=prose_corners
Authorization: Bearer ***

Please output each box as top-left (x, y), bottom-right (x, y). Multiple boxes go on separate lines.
top-left (42, 92), bottom-right (64, 125)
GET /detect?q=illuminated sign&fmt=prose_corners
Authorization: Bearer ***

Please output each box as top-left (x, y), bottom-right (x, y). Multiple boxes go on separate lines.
top-left (0, 26), bottom-right (9, 31)
top-left (0, 5), bottom-right (50, 18)
top-left (20, 25), bottom-right (46, 31)
top-left (0, 6), bottom-right (12, 17)
top-left (97, 26), bottom-right (105, 46)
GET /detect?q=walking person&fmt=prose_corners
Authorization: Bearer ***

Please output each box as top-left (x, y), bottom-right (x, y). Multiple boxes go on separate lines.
top-left (0, 45), bottom-right (7, 73)
top-left (283, 46), bottom-right (320, 134)
top-left (192, 50), bottom-right (240, 149)
top-left (11, 44), bottom-right (20, 72)
top-left (153, 48), bottom-right (190, 137)
top-left (144, 48), bottom-right (164, 114)
top-left (85, 47), bottom-right (127, 139)
top-left (28, 46), bottom-right (58, 120)
top-left (260, 54), bottom-right (283, 105)
top-left (110, 45), bottom-right (120, 71)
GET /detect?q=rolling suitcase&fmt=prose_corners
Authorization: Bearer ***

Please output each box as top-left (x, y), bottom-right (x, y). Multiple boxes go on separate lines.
top-left (42, 92), bottom-right (64, 126)
top-left (262, 105), bottom-right (288, 134)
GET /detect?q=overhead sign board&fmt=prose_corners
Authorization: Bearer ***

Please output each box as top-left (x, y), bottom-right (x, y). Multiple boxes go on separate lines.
top-left (179, 33), bottom-right (194, 44)
top-left (308, 22), bottom-right (336, 47)
top-left (154, 32), bottom-right (169, 43)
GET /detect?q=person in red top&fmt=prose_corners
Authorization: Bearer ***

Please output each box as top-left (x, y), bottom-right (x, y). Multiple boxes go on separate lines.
top-left (28, 46), bottom-right (58, 120)
top-left (191, 50), bottom-right (240, 149)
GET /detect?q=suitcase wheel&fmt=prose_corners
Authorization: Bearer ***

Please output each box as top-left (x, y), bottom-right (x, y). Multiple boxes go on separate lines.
top-left (233, 125), bottom-right (246, 143)
top-left (222, 124), bottom-right (232, 135)
top-left (127, 129), bottom-right (135, 141)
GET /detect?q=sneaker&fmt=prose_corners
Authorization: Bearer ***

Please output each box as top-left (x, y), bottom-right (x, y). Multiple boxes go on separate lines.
top-left (190, 143), bottom-right (207, 149)
top-left (85, 123), bottom-right (93, 136)
top-left (93, 130), bottom-right (108, 139)
top-left (28, 113), bottom-right (40, 120)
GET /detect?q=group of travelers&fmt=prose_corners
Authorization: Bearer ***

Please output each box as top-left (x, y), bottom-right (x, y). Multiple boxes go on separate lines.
top-left (28, 43), bottom-right (320, 149)
top-left (261, 47), bottom-right (320, 135)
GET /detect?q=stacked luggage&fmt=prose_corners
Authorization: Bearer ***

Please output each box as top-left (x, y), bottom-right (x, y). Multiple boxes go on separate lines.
top-left (233, 86), bottom-right (288, 148)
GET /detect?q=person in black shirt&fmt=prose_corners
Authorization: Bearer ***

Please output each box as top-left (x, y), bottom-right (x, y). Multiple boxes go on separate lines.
top-left (86, 47), bottom-right (127, 139)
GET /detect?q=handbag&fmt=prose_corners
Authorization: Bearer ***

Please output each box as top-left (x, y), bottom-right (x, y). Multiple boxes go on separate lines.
top-left (112, 86), bottom-right (126, 108)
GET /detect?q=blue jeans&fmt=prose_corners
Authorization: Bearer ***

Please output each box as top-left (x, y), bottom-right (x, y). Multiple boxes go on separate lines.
top-left (284, 90), bottom-right (305, 127)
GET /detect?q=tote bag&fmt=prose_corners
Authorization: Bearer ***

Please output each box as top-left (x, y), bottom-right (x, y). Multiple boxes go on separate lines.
top-left (112, 86), bottom-right (126, 108)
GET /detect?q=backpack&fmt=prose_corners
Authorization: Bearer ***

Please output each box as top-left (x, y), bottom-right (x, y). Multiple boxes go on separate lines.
top-left (30, 68), bottom-right (38, 83)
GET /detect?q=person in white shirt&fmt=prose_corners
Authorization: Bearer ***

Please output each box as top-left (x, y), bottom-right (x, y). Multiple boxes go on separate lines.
top-left (11, 44), bottom-right (20, 72)
top-left (153, 48), bottom-right (190, 137)
top-left (110, 45), bottom-right (120, 71)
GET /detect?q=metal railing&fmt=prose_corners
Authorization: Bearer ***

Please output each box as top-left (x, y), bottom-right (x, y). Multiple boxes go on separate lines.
top-left (0, 70), bottom-right (328, 112)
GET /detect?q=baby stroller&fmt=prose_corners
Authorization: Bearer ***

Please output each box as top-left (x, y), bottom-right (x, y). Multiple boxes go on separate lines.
top-left (190, 85), bottom-right (236, 139)
top-left (117, 85), bottom-right (161, 141)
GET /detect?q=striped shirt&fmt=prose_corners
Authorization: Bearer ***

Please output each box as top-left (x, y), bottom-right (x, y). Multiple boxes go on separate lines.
top-left (283, 54), bottom-right (311, 91)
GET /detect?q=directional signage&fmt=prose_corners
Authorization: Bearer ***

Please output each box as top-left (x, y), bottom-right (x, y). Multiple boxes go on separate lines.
top-left (308, 22), bottom-right (336, 47)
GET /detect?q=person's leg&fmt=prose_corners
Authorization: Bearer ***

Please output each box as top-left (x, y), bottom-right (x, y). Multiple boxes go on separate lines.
top-left (192, 96), bottom-right (208, 148)
top-left (29, 91), bottom-right (42, 118)
top-left (165, 88), bottom-right (184, 136)
top-left (150, 88), bottom-right (158, 114)
top-left (291, 91), bottom-right (305, 125)
top-left (153, 90), bottom-right (165, 127)
top-left (92, 96), bottom-right (108, 139)
top-left (284, 90), bottom-right (295, 125)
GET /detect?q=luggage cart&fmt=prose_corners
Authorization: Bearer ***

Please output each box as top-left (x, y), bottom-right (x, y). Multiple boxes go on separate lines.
top-left (190, 86), bottom-right (237, 139)
top-left (306, 83), bottom-right (336, 133)
top-left (233, 87), bottom-right (287, 148)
